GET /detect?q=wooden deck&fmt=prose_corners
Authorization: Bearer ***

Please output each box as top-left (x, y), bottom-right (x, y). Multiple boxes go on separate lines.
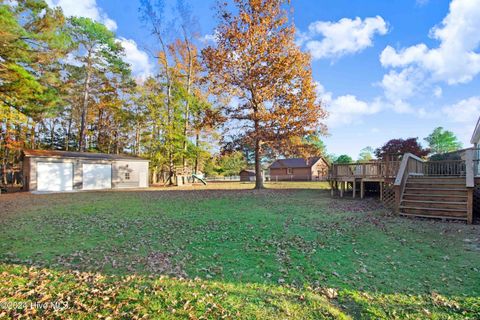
top-left (328, 159), bottom-right (400, 198)
top-left (329, 149), bottom-right (479, 224)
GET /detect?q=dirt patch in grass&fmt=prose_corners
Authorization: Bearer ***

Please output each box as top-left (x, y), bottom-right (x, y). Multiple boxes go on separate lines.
top-left (145, 251), bottom-right (188, 277)
top-left (328, 198), bottom-right (387, 213)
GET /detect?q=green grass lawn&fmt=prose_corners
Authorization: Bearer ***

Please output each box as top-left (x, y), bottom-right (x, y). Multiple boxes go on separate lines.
top-left (0, 182), bottom-right (479, 319)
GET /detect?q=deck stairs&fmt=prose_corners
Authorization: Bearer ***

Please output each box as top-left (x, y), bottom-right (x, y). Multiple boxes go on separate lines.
top-left (399, 176), bottom-right (468, 221)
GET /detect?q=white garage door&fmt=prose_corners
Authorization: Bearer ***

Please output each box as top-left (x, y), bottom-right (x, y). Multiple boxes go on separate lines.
top-left (83, 164), bottom-right (112, 190)
top-left (37, 162), bottom-right (73, 192)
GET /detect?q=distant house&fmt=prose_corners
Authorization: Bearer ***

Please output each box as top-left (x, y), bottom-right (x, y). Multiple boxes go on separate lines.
top-left (269, 157), bottom-right (329, 181)
top-left (239, 169), bottom-right (256, 182)
top-left (22, 150), bottom-right (149, 192)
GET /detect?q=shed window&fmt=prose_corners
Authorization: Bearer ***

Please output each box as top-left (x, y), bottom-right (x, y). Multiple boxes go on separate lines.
top-left (125, 172), bottom-right (130, 180)
top-left (287, 168), bottom-right (293, 174)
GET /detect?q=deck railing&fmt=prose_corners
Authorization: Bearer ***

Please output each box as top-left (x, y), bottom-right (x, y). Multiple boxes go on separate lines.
top-left (393, 153), bottom-right (425, 212)
top-left (328, 149), bottom-right (476, 223)
top-left (330, 155), bottom-right (472, 180)
top-left (473, 148), bottom-right (480, 177)
top-left (330, 160), bottom-right (401, 179)
top-left (393, 150), bottom-right (474, 223)
top-left (422, 160), bottom-right (466, 176)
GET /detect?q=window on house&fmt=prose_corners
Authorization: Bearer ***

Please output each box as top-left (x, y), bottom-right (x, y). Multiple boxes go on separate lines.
top-left (125, 172), bottom-right (130, 180)
top-left (287, 168), bottom-right (293, 174)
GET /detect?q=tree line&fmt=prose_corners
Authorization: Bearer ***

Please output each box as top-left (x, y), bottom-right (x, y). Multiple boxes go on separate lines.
top-left (332, 127), bottom-right (463, 164)
top-left (1, 0), bottom-right (327, 188)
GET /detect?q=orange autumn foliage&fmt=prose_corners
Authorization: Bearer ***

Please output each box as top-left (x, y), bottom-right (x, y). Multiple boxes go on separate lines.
top-left (203, 0), bottom-right (327, 188)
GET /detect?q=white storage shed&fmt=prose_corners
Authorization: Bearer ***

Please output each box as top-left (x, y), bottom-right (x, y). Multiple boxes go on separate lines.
top-left (22, 150), bottom-right (149, 192)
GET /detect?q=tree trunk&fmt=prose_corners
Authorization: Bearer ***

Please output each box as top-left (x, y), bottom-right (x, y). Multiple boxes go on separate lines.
top-left (78, 53), bottom-right (92, 152)
top-left (2, 116), bottom-right (10, 185)
top-left (49, 120), bottom-right (55, 149)
top-left (182, 30), bottom-right (193, 170)
top-left (194, 132), bottom-right (200, 174)
top-left (254, 138), bottom-right (264, 189)
top-left (2, 157), bottom-right (7, 186)
top-left (29, 122), bottom-right (36, 149)
top-left (254, 117), bottom-right (264, 189)
top-left (135, 120), bottom-right (140, 156)
top-left (152, 167), bottom-right (157, 184)
top-left (65, 108), bottom-right (72, 151)
top-left (167, 82), bottom-right (175, 185)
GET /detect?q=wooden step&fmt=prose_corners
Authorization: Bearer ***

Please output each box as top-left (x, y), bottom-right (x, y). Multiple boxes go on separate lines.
top-left (408, 176), bottom-right (464, 182)
top-left (399, 206), bottom-right (467, 218)
top-left (403, 193), bottom-right (468, 201)
top-left (404, 187), bottom-right (467, 195)
top-left (401, 200), bottom-right (467, 210)
top-left (407, 179), bottom-right (465, 184)
top-left (406, 183), bottom-right (465, 189)
top-left (400, 212), bottom-right (467, 221)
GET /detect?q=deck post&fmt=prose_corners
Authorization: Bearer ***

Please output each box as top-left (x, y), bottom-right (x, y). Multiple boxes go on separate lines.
top-left (360, 180), bottom-right (365, 199)
top-left (340, 181), bottom-right (345, 198)
top-left (394, 185), bottom-right (401, 213)
top-left (352, 180), bottom-right (356, 198)
top-left (380, 182), bottom-right (383, 201)
top-left (385, 158), bottom-right (389, 178)
top-left (467, 188), bottom-right (473, 224)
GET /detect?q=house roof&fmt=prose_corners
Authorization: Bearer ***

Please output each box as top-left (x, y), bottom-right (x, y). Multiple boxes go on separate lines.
top-left (471, 116), bottom-right (480, 144)
top-left (240, 169), bottom-right (256, 175)
top-left (22, 149), bottom-right (148, 161)
top-left (269, 157), bottom-right (324, 169)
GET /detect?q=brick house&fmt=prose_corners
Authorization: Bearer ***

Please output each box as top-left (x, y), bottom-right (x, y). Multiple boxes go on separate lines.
top-left (269, 157), bottom-right (330, 181)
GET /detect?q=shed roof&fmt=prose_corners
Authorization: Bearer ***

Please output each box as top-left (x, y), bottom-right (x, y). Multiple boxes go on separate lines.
top-left (22, 149), bottom-right (148, 161)
top-left (269, 157), bottom-right (324, 169)
top-left (240, 169), bottom-right (256, 175)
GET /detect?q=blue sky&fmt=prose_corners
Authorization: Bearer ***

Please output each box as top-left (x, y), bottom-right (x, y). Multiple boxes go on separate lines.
top-left (47, 0), bottom-right (480, 159)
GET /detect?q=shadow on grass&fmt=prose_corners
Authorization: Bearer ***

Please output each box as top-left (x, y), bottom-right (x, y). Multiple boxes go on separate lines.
top-left (0, 262), bottom-right (478, 319)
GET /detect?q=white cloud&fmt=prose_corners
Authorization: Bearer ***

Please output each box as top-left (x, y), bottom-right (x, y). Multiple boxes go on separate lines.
top-left (316, 82), bottom-right (382, 127)
top-left (46, 0), bottom-right (117, 31)
top-left (46, 0), bottom-right (155, 79)
top-left (378, 67), bottom-right (428, 114)
top-left (380, 0), bottom-right (480, 84)
top-left (433, 86), bottom-right (443, 98)
top-left (302, 16), bottom-right (388, 60)
top-left (118, 38), bottom-right (154, 80)
top-left (441, 96), bottom-right (480, 143)
top-left (199, 31), bottom-right (219, 45)
top-left (380, 67), bottom-right (424, 103)
top-left (442, 96), bottom-right (480, 123)
top-left (315, 82), bottom-right (333, 103)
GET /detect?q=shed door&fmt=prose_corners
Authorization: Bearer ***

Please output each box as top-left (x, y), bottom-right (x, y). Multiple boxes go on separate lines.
top-left (83, 164), bottom-right (112, 190)
top-left (37, 162), bottom-right (73, 192)
top-left (139, 170), bottom-right (148, 188)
